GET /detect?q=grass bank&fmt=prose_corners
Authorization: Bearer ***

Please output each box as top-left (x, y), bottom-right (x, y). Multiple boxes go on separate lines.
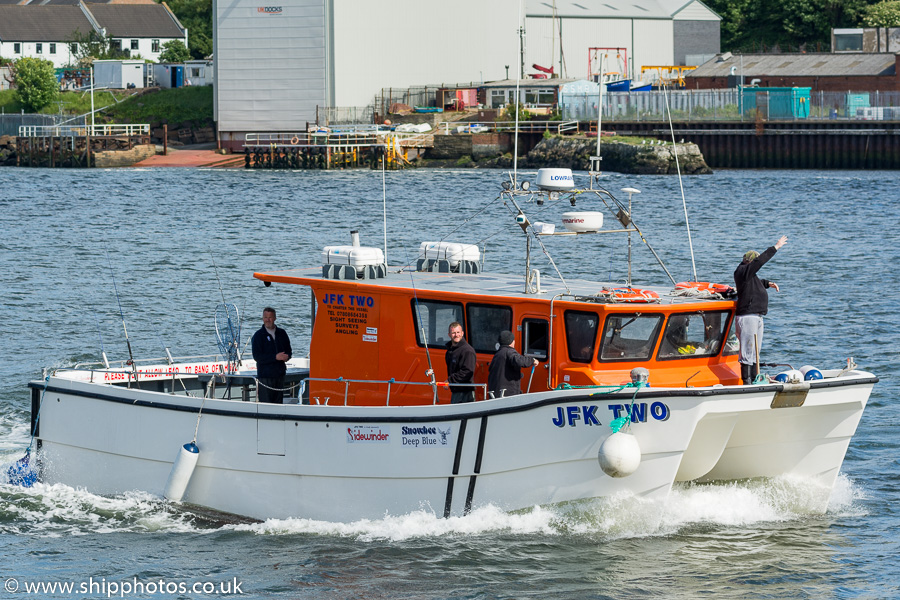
top-left (0, 86), bottom-right (213, 126)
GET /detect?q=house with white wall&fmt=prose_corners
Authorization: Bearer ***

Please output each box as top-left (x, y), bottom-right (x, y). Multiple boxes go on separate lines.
top-left (0, 1), bottom-right (186, 68)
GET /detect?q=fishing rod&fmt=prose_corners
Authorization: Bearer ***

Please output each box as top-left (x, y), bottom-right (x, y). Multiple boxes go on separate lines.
top-left (210, 251), bottom-right (242, 370)
top-left (661, 80), bottom-right (698, 282)
top-left (405, 250), bottom-right (438, 404)
top-left (105, 249), bottom-right (137, 384)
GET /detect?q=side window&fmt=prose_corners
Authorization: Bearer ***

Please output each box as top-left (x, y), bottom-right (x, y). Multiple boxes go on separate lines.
top-left (14, 43), bottom-right (21, 54)
top-left (411, 300), bottom-right (463, 348)
top-left (50, 43), bottom-right (56, 54)
top-left (565, 311), bottom-right (599, 363)
top-left (131, 39), bottom-right (139, 51)
top-left (599, 313), bottom-right (663, 362)
top-left (523, 318), bottom-right (549, 361)
top-left (723, 314), bottom-right (739, 356)
top-left (152, 39), bottom-right (160, 53)
top-left (466, 303), bottom-right (512, 354)
top-left (657, 311), bottom-right (731, 359)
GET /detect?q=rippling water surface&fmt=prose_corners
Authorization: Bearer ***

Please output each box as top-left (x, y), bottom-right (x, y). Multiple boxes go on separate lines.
top-left (0, 166), bottom-right (897, 599)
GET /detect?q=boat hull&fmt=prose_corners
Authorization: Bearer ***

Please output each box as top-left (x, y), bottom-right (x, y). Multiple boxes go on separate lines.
top-left (30, 373), bottom-right (874, 521)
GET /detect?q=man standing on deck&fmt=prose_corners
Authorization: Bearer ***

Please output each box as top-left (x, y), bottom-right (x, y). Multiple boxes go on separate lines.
top-left (252, 307), bottom-right (292, 403)
top-left (436, 321), bottom-right (477, 403)
top-left (488, 330), bottom-right (538, 398)
top-left (734, 235), bottom-right (788, 385)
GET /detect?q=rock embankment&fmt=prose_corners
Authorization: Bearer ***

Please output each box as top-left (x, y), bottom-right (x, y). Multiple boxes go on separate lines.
top-left (523, 136), bottom-right (711, 174)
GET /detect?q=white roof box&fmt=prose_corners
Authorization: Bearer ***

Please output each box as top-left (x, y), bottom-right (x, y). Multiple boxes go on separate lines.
top-left (419, 241), bottom-right (480, 267)
top-left (322, 245), bottom-right (385, 269)
top-left (536, 168), bottom-right (575, 191)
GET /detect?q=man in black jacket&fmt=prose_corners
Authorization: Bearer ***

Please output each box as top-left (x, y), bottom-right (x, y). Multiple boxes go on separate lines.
top-left (734, 235), bottom-right (787, 384)
top-left (251, 307), bottom-right (292, 403)
top-left (443, 321), bottom-right (476, 403)
top-left (488, 330), bottom-right (538, 398)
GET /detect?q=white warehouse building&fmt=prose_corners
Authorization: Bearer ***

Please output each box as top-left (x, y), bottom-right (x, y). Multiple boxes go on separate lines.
top-left (213, 0), bottom-right (720, 149)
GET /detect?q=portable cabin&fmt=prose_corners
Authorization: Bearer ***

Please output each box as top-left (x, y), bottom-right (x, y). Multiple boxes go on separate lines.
top-left (93, 59), bottom-right (145, 89)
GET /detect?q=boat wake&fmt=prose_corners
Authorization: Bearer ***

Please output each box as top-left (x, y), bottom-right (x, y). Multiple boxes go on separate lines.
top-left (0, 469), bottom-right (862, 539)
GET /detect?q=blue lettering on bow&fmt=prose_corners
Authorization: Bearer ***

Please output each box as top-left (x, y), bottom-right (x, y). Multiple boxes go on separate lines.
top-left (552, 405), bottom-right (601, 427)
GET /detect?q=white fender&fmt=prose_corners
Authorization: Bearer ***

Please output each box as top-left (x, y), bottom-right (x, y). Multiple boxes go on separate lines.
top-left (598, 432), bottom-right (641, 478)
top-left (164, 442), bottom-right (200, 502)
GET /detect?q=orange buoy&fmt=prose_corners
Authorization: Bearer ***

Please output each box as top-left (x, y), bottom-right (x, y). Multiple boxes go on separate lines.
top-left (675, 281), bottom-right (733, 294)
top-left (607, 287), bottom-right (660, 302)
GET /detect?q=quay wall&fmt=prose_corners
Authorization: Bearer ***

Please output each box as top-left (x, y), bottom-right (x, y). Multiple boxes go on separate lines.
top-left (601, 120), bottom-right (900, 169)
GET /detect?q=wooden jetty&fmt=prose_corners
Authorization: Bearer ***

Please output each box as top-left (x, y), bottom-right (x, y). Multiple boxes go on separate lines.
top-left (16, 124), bottom-right (151, 168)
top-left (243, 129), bottom-right (434, 170)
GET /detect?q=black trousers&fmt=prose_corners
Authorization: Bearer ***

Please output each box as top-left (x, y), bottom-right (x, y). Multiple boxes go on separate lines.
top-left (257, 376), bottom-right (285, 404)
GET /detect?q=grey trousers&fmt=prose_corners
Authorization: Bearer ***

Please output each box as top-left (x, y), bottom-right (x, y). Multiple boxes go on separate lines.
top-left (735, 314), bottom-right (764, 366)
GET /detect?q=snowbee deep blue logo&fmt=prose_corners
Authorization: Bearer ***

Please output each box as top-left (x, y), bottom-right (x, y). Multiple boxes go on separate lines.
top-left (552, 402), bottom-right (670, 427)
top-left (401, 425), bottom-right (452, 448)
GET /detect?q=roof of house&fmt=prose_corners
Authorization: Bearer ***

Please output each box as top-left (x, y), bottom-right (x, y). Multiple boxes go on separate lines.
top-left (87, 3), bottom-right (184, 38)
top-left (0, 5), bottom-right (94, 41)
top-left (689, 52), bottom-right (898, 78)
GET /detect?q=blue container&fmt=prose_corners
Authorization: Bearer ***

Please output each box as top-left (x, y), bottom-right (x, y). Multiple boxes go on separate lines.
top-left (741, 87), bottom-right (811, 119)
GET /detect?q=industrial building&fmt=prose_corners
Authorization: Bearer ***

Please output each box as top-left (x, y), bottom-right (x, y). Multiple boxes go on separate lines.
top-left (213, 0), bottom-right (721, 149)
top-left (686, 52), bottom-right (900, 92)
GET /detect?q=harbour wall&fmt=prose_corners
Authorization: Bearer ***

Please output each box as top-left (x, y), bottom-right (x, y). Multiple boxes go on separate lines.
top-left (601, 120), bottom-right (900, 169)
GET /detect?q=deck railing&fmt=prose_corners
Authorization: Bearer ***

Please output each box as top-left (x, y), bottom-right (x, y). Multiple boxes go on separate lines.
top-left (301, 377), bottom-right (488, 406)
top-left (18, 124), bottom-right (150, 137)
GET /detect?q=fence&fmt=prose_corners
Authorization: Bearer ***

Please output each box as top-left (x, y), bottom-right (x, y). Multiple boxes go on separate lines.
top-left (561, 89), bottom-right (900, 122)
top-left (1, 113), bottom-right (86, 138)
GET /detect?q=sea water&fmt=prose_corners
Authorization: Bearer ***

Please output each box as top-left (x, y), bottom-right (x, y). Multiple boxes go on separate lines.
top-left (0, 167), bottom-right (897, 599)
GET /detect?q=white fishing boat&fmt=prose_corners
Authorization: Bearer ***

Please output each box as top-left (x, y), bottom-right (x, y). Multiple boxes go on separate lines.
top-left (19, 169), bottom-right (876, 522)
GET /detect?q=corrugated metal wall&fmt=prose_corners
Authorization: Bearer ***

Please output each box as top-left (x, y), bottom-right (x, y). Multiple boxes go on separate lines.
top-left (526, 17), bottom-right (673, 82)
top-left (331, 0), bottom-right (518, 107)
top-left (214, 0), bottom-right (327, 136)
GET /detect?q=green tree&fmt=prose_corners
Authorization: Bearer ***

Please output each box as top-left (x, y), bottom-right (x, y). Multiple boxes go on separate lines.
top-left (13, 57), bottom-right (58, 112)
top-left (161, 0), bottom-right (212, 59)
top-left (159, 40), bottom-right (191, 63)
top-left (863, 1), bottom-right (900, 26)
top-left (706, 0), bottom-right (873, 51)
top-left (68, 30), bottom-right (127, 66)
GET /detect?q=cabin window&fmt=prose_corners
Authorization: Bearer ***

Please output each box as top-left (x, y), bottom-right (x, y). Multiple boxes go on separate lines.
top-left (522, 318), bottom-right (549, 361)
top-left (466, 303), bottom-right (512, 353)
top-left (598, 313), bottom-right (663, 362)
top-left (657, 311), bottom-right (731, 360)
top-left (723, 316), bottom-right (739, 356)
top-left (411, 299), bottom-right (463, 348)
top-left (565, 310), bottom-right (599, 363)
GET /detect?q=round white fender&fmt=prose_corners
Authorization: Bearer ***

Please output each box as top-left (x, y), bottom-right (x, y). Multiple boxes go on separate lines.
top-left (164, 442), bottom-right (200, 502)
top-left (598, 432), bottom-right (641, 478)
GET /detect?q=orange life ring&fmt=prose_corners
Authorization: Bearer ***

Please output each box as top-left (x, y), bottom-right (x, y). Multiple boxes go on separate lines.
top-left (607, 287), bottom-right (660, 302)
top-left (290, 136), bottom-right (300, 145)
top-left (675, 281), bottom-right (733, 294)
